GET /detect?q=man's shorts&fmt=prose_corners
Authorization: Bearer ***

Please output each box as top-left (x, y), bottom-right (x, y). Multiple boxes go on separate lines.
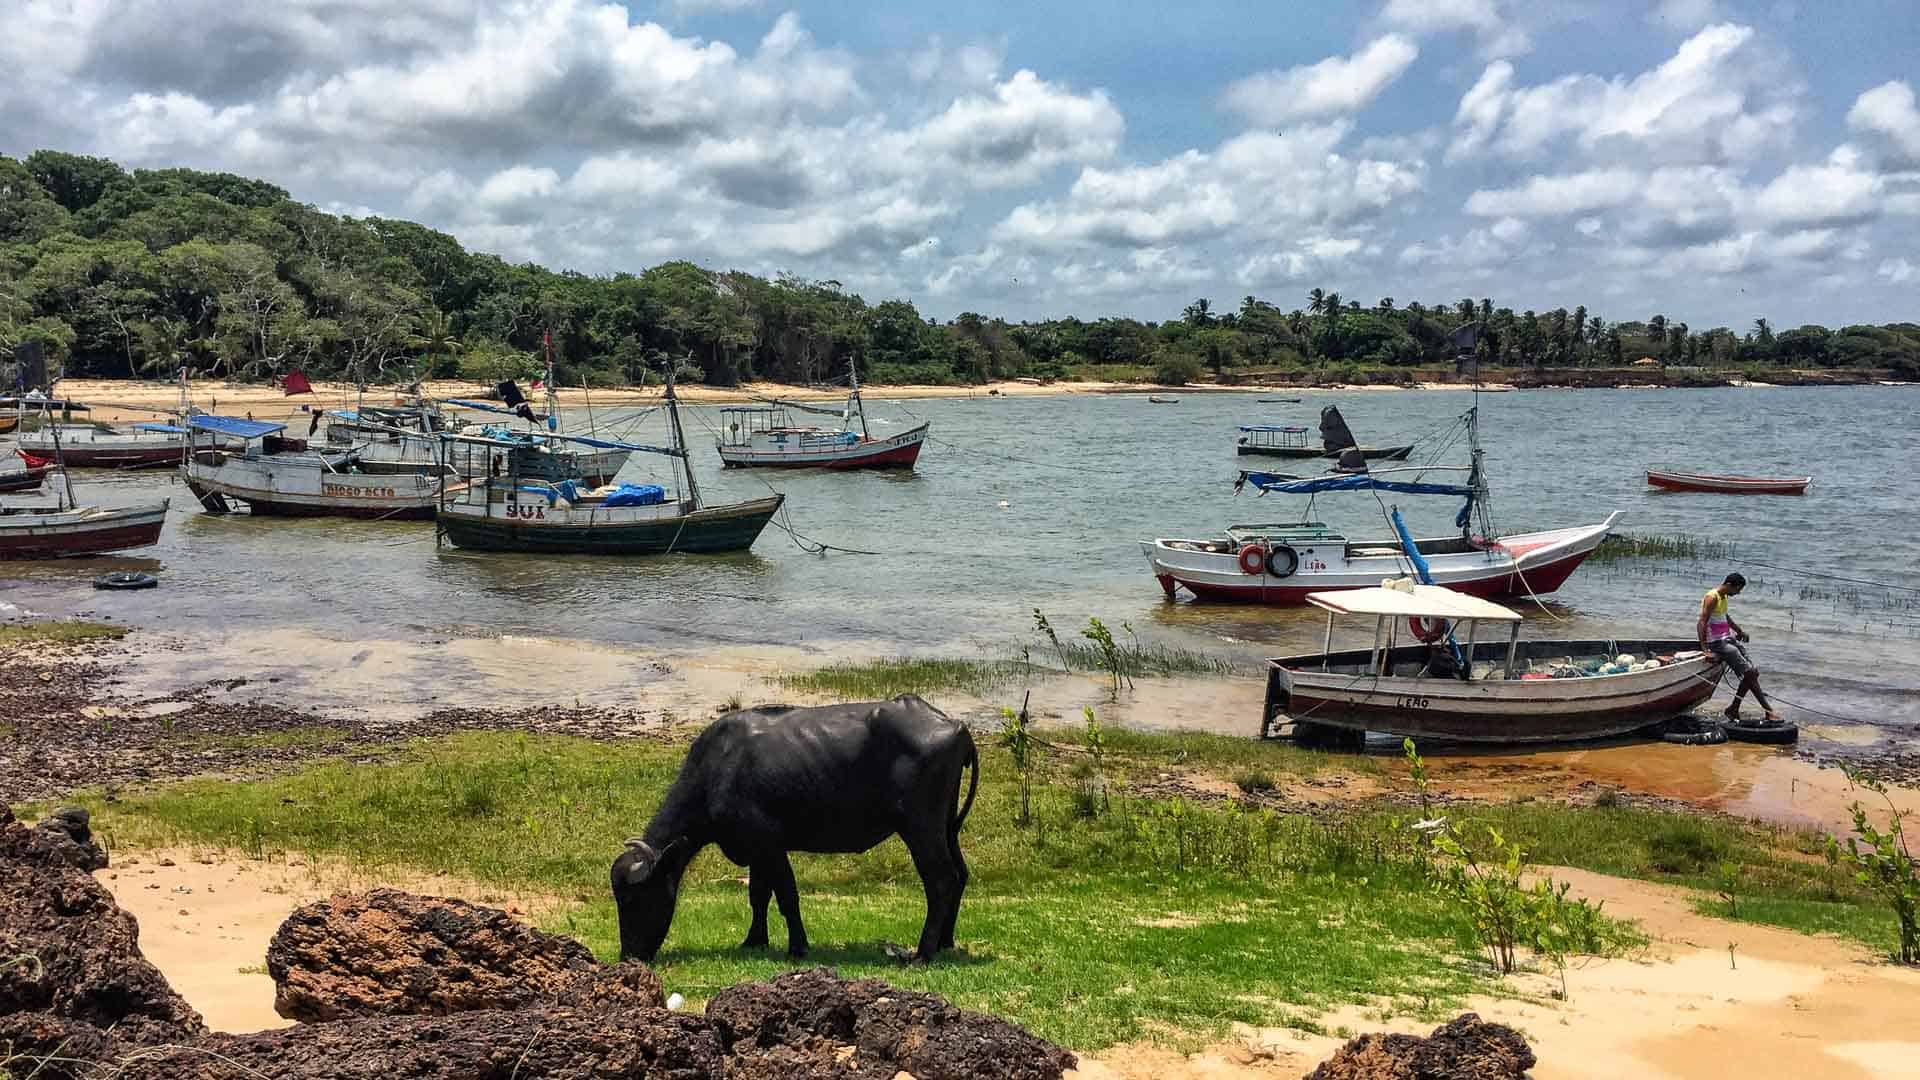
top-left (1708, 639), bottom-right (1753, 679)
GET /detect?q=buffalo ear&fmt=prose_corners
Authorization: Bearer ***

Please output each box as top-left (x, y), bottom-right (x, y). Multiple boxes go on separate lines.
top-left (618, 839), bottom-right (658, 886)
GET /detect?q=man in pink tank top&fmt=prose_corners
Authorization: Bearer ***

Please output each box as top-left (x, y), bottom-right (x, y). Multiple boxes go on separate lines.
top-left (1697, 572), bottom-right (1777, 725)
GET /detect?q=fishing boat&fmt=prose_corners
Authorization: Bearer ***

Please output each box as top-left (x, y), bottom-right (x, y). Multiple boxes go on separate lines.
top-left (717, 363), bottom-right (927, 469)
top-left (1145, 407), bottom-right (1620, 604)
top-left (182, 415), bottom-right (444, 519)
top-left (1235, 407), bottom-right (1412, 460)
top-left (1257, 397), bottom-right (1303, 404)
top-left (0, 451), bottom-right (53, 493)
top-left (1645, 468), bottom-right (1810, 495)
top-left (1148, 395), bottom-right (1180, 404)
top-left (17, 420), bottom-right (224, 469)
top-left (324, 396), bottom-right (629, 486)
top-left (0, 426), bottom-right (168, 558)
top-left (1260, 582), bottom-right (1722, 744)
top-left (439, 373), bottom-right (783, 555)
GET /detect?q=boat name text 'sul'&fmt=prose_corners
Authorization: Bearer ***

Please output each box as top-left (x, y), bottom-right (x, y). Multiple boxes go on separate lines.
top-left (322, 483), bottom-right (397, 498)
top-left (506, 503), bottom-right (547, 520)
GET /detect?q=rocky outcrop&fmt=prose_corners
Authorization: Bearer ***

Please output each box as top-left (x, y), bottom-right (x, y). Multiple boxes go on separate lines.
top-left (1305, 1013), bottom-right (1536, 1079)
top-left (0, 805), bottom-right (206, 1060)
top-left (129, 1006), bottom-right (724, 1079)
top-left (267, 888), bottom-right (663, 1021)
top-left (708, 967), bottom-right (1077, 1080)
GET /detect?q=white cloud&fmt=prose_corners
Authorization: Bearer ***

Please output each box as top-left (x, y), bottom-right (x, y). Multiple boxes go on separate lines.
top-left (1575, 217), bottom-right (1603, 237)
top-left (1379, 0), bottom-right (1530, 58)
top-left (904, 70), bottom-right (1123, 187)
top-left (1221, 35), bottom-right (1419, 124)
top-left (1446, 24), bottom-right (1795, 164)
top-left (670, 0), bottom-right (761, 13)
top-left (1848, 80), bottom-right (1920, 166)
top-left (1748, 149), bottom-right (1883, 229)
top-left (1880, 257), bottom-right (1916, 284)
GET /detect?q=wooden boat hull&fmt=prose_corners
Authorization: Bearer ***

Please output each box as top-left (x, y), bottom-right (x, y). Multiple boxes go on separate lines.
top-left (0, 415), bottom-right (16, 435)
top-left (438, 493), bottom-right (785, 554)
top-left (0, 466), bottom-right (50, 493)
top-left (185, 452), bottom-right (441, 520)
top-left (0, 500), bottom-right (169, 558)
top-left (1143, 514), bottom-right (1619, 605)
top-left (1265, 639), bottom-right (1722, 743)
top-left (1646, 469), bottom-right (1810, 495)
top-left (1235, 444), bottom-right (1413, 460)
top-left (719, 424), bottom-right (927, 469)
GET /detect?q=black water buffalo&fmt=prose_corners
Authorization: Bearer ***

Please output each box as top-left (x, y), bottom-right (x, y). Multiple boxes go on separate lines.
top-left (612, 693), bottom-right (978, 963)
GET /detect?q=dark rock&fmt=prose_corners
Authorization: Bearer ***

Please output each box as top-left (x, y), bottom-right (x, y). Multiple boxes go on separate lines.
top-left (1305, 1012), bottom-right (1536, 1080)
top-left (0, 806), bottom-right (206, 1052)
top-left (0, 1012), bottom-right (127, 1080)
top-left (708, 967), bottom-right (1077, 1080)
top-left (267, 889), bottom-right (662, 1021)
top-left (130, 1006), bottom-right (725, 1079)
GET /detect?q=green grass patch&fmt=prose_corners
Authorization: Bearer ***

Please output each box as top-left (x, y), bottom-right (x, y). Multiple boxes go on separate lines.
top-left (1591, 532), bottom-right (1738, 563)
top-left (72, 731), bottom-right (1520, 1049)
top-left (171, 726), bottom-right (354, 752)
top-left (776, 657), bottom-right (1044, 699)
top-left (0, 620), bottom-right (129, 646)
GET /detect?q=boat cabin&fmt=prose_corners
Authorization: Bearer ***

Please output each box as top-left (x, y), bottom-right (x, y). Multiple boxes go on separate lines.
top-left (718, 404), bottom-right (859, 451)
top-left (1236, 425), bottom-right (1310, 452)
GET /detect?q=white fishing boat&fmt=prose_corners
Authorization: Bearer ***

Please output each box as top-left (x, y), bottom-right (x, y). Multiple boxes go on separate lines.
top-left (182, 415), bottom-right (443, 520)
top-left (1261, 583), bottom-right (1723, 744)
top-left (717, 362), bottom-right (927, 469)
top-left (1145, 406), bottom-right (1619, 604)
top-left (18, 421), bottom-right (225, 469)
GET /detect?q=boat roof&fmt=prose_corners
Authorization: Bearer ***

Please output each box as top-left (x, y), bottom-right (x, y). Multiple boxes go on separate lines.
top-left (1307, 583), bottom-right (1521, 622)
top-left (1238, 425), bottom-right (1308, 433)
top-left (186, 415), bottom-right (287, 438)
top-left (719, 405), bottom-right (780, 413)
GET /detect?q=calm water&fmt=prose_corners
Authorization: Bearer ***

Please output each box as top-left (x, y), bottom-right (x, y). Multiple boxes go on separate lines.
top-left (4, 386), bottom-right (1918, 733)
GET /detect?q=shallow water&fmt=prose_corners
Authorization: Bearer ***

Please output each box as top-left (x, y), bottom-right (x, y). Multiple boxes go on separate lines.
top-left (4, 385), bottom-right (1917, 744)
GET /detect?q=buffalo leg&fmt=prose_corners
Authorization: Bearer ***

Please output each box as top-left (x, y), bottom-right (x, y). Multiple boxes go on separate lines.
top-left (742, 863), bottom-right (773, 949)
top-left (940, 830), bottom-right (968, 950)
top-left (763, 853), bottom-right (809, 958)
top-left (902, 825), bottom-right (962, 960)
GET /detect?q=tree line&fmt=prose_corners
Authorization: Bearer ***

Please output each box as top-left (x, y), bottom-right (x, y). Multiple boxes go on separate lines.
top-left (4, 149), bottom-right (1917, 389)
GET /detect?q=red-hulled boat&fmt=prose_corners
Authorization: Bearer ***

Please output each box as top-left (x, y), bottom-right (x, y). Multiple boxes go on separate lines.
top-left (1646, 468), bottom-right (1810, 495)
top-left (0, 438), bottom-right (168, 559)
top-left (716, 362), bottom-right (929, 470)
top-left (0, 451), bottom-right (53, 493)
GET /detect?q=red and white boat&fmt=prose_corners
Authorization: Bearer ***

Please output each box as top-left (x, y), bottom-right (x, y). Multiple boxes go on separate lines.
top-left (17, 421), bottom-right (226, 469)
top-left (717, 363), bottom-right (928, 469)
top-left (0, 451), bottom-right (53, 493)
top-left (1645, 468), bottom-right (1810, 495)
top-left (1145, 406), bottom-right (1620, 605)
top-left (0, 429), bottom-right (167, 559)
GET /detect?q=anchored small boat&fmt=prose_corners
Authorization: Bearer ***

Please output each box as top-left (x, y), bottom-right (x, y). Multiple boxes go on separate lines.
top-left (18, 421), bottom-right (224, 469)
top-left (182, 415), bottom-right (445, 520)
top-left (325, 396), bottom-right (630, 486)
top-left (1645, 468), bottom-right (1810, 495)
top-left (441, 373), bottom-right (783, 555)
top-left (0, 426), bottom-right (168, 558)
top-left (1262, 583), bottom-right (1723, 745)
top-left (1257, 397), bottom-right (1303, 404)
top-left (1148, 395), bottom-right (1180, 404)
top-left (717, 362), bottom-right (927, 469)
top-left (1235, 407), bottom-right (1412, 460)
top-left (1150, 406), bottom-right (1619, 604)
top-left (0, 451), bottom-right (53, 493)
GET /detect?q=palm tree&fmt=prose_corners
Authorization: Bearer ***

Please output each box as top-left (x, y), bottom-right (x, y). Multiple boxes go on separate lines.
top-left (1456, 299), bottom-right (1476, 325)
top-left (409, 309), bottom-right (464, 377)
top-left (1307, 288), bottom-right (1327, 317)
top-left (1321, 291), bottom-right (1343, 359)
top-left (1585, 317), bottom-right (1606, 367)
top-left (1479, 298), bottom-right (1493, 325)
top-left (1752, 317), bottom-right (1773, 344)
top-left (1547, 309), bottom-right (1569, 365)
top-left (1669, 322), bottom-right (1688, 363)
top-left (1183, 297), bottom-right (1214, 326)
top-left (1571, 305), bottom-right (1587, 364)
top-left (1377, 296), bottom-right (1394, 312)
top-left (1648, 314), bottom-right (1668, 359)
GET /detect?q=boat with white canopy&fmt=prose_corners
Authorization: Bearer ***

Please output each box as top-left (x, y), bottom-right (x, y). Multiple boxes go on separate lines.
top-left (1262, 581), bottom-right (1722, 745)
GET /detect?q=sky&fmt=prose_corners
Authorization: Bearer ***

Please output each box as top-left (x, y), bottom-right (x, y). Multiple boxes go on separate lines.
top-left (4, 0), bottom-right (1918, 329)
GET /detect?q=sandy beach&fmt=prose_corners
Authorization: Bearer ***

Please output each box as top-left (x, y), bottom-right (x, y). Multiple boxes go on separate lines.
top-left (37, 377), bottom-right (1505, 425)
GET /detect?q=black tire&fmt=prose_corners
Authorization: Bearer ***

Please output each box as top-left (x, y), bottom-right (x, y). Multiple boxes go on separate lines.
top-left (1657, 713), bottom-right (1727, 745)
top-left (1264, 545), bottom-right (1298, 578)
top-left (92, 572), bottom-right (158, 591)
top-left (1725, 720), bottom-right (1798, 745)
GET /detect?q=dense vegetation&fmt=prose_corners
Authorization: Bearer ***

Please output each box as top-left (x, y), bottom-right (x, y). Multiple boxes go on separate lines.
top-left (4, 149), bottom-right (1918, 388)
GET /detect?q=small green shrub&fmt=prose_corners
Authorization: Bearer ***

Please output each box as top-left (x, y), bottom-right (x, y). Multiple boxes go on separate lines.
top-left (1233, 769), bottom-right (1277, 794)
top-left (1647, 820), bottom-right (1728, 875)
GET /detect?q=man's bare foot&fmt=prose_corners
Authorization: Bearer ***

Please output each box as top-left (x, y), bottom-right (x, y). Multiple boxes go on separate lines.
top-left (1720, 706), bottom-right (1742, 723)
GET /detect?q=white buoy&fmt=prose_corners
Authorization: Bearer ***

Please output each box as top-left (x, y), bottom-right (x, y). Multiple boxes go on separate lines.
top-left (998, 500), bottom-right (1010, 508)
top-left (666, 992), bottom-right (686, 1011)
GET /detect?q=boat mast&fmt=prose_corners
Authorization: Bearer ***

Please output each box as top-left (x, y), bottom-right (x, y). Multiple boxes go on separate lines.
top-left (664, 366), bottom-right (701, 509)
top-left (543, 330), bottom-right (559, 436)
top-left (1465, 406), bottom-right (1495, 540)
top-left (848, 358), bottom-right (869, 440)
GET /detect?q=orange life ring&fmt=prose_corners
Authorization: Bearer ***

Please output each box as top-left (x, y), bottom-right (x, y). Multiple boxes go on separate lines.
top-left (1409, 616), bottom-right (1450, 643)
top-left (1237, 544), bottom-right (1266, 575)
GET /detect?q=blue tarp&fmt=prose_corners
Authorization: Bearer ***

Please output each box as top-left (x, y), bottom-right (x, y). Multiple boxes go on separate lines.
top-left (1240, 471), bottom-right (1472, 497)
top-left (187, 415), bottom-right (287, 439)
top-left (134, 422), bottom-right (185, 434)
top-left (603, 483), bottom-right (667, 507)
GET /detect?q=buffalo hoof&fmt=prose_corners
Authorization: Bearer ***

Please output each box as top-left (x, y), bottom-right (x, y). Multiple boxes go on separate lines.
top-left (740, 936), bottom-right (769, 950)
top-left (786, 944), bottom-right (809, 960)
